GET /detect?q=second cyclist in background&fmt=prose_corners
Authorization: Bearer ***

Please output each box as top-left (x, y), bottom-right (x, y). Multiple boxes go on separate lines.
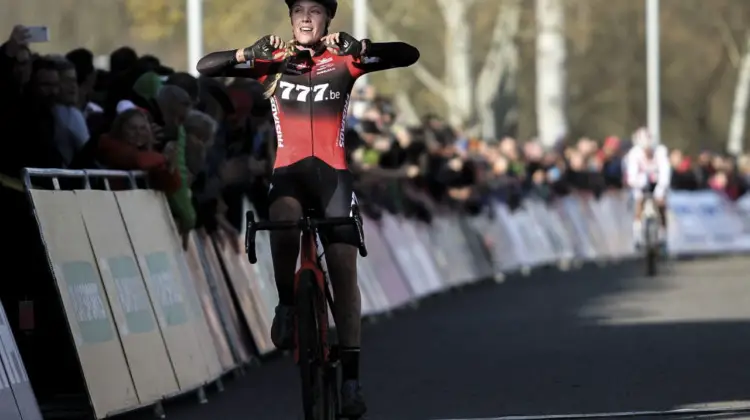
top-left (624, 127), bottom-right (672, 246)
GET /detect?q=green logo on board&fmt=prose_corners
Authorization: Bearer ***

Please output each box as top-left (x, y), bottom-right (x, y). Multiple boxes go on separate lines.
top-left (61, 261), bottom-right (114, 344)
top-left (144, 252), bottom-right (188, 326)
top-left (174, 252), bottom-right (202, 320)
top-left (108, 256), bottom-right (155, 334)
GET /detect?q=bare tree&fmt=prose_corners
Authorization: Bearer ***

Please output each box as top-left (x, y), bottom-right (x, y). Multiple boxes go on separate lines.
top-left (535, 0), bottom-right (567, 148)
top-left (727, 31), bottom-right (750, 156)
top-left (362, 0), bottom-right (521, 138)
top-left (435, 0), bottom-right (474, 127)
top-left (474, 0), bottom-right (521, 140)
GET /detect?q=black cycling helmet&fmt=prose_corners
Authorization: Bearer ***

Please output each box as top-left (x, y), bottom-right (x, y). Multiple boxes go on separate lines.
top-left (285, 0), bottom-right (338, 18)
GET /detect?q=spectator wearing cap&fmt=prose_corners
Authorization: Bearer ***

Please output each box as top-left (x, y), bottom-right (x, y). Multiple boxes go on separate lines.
top-left (146, 83), bottom-right (197, 239)
top-left (130, 72), bottom-right (192, 148)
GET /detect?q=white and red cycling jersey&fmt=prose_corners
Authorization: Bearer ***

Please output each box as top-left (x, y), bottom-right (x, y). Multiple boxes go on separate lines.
top-left (623, 143), bottom-right (671, 199)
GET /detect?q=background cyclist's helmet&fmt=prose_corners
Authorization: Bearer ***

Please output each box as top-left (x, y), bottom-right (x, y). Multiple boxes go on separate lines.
top-left (632, 127), bottom-right (658, 150)
top-left (285, 0), bottom-right (338, 18)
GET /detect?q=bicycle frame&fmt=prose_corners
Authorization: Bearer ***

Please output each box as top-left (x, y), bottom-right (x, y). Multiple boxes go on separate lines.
top-left (640, 188), bottom-right (662, 276)
top-left (296, 229), bottom-right (330, 363)
top-left (245, 208), bottom-right (368, 419)
top-left (245, 207), bottom-right (368, 358)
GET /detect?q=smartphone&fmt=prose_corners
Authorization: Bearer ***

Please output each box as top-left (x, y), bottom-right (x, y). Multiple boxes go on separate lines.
top-left (26, 26), bottom-right (49, 43)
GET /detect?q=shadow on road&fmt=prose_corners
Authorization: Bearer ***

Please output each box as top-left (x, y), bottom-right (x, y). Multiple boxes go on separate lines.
top-left (118, 258), bottom-right (750, 420)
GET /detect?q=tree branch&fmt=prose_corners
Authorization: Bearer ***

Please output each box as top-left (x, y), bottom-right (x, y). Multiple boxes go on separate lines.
top-left (715, 14), bottom-right (741, 68)
top-left (475, 0), bottom-right (521, 108)
top-left (344, 0), bottom-right (448, 99)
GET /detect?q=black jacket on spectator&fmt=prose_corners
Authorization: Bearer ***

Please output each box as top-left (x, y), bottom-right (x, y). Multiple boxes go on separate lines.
top-left (0, 46), bottom-right (62, 177)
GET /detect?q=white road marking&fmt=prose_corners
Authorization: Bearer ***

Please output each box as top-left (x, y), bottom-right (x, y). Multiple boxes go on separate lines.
top-left (434, 405), bottom-right (750, 420)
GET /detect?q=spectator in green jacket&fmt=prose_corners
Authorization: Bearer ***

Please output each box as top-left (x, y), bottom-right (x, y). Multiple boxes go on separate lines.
top-left (133, 72), bottom-right (196, 245)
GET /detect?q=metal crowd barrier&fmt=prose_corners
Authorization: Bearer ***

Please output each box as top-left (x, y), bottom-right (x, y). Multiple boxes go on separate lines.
top-left (20, 168), bottom-right (255, 419)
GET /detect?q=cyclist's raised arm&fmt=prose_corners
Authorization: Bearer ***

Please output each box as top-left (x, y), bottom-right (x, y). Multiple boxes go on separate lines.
top-left (322, 32), bottom-right (419, 78)
top-left (196, 35), bottom-right (288, 80)
top-left (196, 50), bottom-right (271, 79)
top-left (348, 41), bottom-right (420, 77)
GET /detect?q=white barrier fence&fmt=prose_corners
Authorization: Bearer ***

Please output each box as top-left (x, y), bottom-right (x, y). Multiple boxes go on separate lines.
top-left (667, 190), bottom-right (750, 256)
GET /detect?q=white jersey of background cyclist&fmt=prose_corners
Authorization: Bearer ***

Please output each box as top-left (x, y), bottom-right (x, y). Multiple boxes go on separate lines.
top-left (623, 128), bottom-right (671, 200)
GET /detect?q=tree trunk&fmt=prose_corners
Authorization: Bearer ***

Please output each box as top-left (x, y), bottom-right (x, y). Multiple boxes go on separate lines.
top-left (535, 0), bottom-right (568, 148)
top-left (437, 0), bottom-right (474, 128)
top-left (727, 31), bottom-right (750, 156)
top-left (475, 0), bottom-right (521, 140)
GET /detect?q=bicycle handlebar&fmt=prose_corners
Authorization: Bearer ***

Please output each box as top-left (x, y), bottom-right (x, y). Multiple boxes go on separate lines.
top-left (244, 206), bottom-right (368, 264)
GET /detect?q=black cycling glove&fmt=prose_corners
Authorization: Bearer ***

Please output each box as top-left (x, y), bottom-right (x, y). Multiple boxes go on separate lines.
top-left (238, 35), bottom-right (278, 63)
top-left (331, 32), bottom-right (371, 59)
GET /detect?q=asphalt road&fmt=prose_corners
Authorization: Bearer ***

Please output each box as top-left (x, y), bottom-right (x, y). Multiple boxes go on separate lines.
top-left (119, 256), bottom-right (750, 420)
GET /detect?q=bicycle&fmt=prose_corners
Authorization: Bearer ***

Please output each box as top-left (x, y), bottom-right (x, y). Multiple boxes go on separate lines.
top-left (245, 206), bottom-right (368, 420)
top-left (641, 187), bottom-right (661, 276)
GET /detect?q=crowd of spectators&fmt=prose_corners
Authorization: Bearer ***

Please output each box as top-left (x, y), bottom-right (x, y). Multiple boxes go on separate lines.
top-left (2, 25), bottom-right (750, 244)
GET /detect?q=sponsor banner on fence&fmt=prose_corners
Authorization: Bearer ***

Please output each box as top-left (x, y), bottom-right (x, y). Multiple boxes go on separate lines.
top-left (0, 353), bottom-right (21, 420)
top-left (361, 216), bottom-right (412, 309)
top-left (213, 226), bottom-right (276, 356)
top-left (735, 194), bottom-right (750, 250)
top-left (379, 213), bottom-right (432, 298)
top-left (116, 190), bottom-right (218, 392)
top-left (76, 190), bottom-right (180, 404)
top-left (427, 216), bottom-right (476, 286)
top-left (184, 233), bottom-right (236, 371)
top-left (193, 232), bottom-right (253, 364)
top-left (0, 300), bottom-right (41, 420)
top-left (400, 220), bottom-right (445, 295)
top-left (667, 191), bottom-right (748, 255)
top-left (457, 217), bottom-right (494, 280)
top-left (29, 189), bottom-right (138, 418)
top-left (558, 196), bottom-right (598, 260)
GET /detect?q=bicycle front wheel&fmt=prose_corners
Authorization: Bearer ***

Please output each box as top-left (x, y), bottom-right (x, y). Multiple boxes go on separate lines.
top-left (644, 217), bottom-right (659, 276)
top-left (297, 270), bottom-right (329, 420)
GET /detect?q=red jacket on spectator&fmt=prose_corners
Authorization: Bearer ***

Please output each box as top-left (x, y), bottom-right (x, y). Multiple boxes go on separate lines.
top-left (96, 134), bottom-right (181, 193)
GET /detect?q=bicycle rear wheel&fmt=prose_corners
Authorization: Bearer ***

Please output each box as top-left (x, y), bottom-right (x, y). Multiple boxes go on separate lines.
top-left (297, 270), bottom-right (332, 420)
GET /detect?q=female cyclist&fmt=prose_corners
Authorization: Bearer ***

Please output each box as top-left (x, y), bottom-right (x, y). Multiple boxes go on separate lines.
top-left (197, 0), bottom-right (419, 416)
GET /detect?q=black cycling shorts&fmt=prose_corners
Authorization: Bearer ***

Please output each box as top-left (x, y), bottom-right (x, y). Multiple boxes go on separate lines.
top-left (268, 157), bottom-right (359, 246)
